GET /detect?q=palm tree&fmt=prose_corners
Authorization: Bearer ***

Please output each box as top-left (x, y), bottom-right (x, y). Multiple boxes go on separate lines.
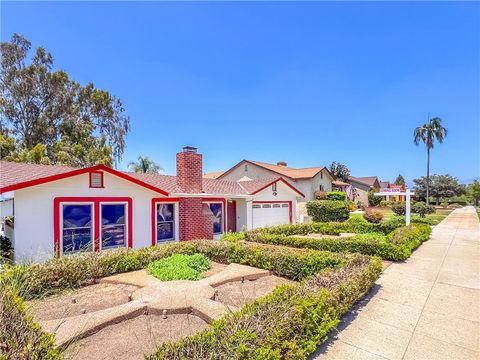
top-left (127, 156), bottom-right (162, 174)
top-left (414, 117), bottom-right (447, 205)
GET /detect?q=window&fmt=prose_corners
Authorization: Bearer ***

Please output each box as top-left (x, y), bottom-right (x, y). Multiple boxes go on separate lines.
top-left (320, 172), bottom-right (323, 179)
top-left (101, 204), bottom-right (126, 249)
top-left (209, 203), bottom-right (223, 235)
top-left (272, 182), bottom-right (277, 192)
top-left (252, 204), bottom-right (261, 209)
top-left (319, 184), bottom-right (325, 191)
top-left (262, 204), bottom-right (271, 208)
top-left (244, 164), bottom-right (248, 172)
top-left (157, 203), bottom-right (175, 242)
top-left (62, 204), bottom-right (93, 254)
top-left (89, 172), bottom-right (104, 188)
top-left (273, 204), bottom-right (281, 208)
top-left (282, 204), bottom-right (289, 208)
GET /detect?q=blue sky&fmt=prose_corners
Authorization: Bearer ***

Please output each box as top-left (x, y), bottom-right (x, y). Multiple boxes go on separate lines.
top-left (2, 1), bottom-right (479, 183)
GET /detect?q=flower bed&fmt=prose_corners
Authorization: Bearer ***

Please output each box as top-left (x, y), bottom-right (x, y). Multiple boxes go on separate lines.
top-left (0, 240), bottom-right (381, 359)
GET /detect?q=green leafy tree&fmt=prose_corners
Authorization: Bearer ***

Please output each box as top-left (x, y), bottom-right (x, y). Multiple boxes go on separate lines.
top-left (467, 180), bottom-right (480, 206)
top-left (394, 174), bottom-right (406, 187)
top-left (413, 174), bottom-right (465, 205)
top-left (0, 33), bottom-right (130, 167)
top-left (329, 162), bottom-right (351, 182)
top-left (128, 156), bottom-right (162, 174)
top-left (414, 117), bottom-right (448, 205)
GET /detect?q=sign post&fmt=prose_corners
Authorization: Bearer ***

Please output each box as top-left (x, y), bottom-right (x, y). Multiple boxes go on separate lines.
top-left (374, 188), bottom-right (415, 226)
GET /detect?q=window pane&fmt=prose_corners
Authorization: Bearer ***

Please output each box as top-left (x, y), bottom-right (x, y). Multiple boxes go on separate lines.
top-left (157, 204), bottom-right (174, 222)
top-left (209, 203), bottom-right (223, 234)
top-left (102, 204), bottom-right (125, 225)
top-left (63, 205), bottom-right (92, 228)
top-left (157, 203), bottom-right (175, 242)
top-left (63, 228), bottom-right (92, 253)
top-left (102, 204), bottom-right (126, 248)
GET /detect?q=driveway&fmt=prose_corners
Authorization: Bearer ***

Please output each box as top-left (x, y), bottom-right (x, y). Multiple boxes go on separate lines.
top-left (314, 206), bottom-right (480, 360)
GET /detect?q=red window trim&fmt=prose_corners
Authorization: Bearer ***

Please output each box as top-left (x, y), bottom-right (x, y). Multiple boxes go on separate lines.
top-left (151, 198), bottom-right (180, 246)
top-left (202, 198), bottom-right (227, 234)
top-left (252, 200), bottom-right (293, 224)
top-left (89, 171), bottom-right (104, 188)
top-left (54, 197), bottom-right (133, 256)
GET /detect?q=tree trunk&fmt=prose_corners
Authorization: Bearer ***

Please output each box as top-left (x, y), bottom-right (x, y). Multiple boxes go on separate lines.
top-left (426, 147), bottom-right (430, 206)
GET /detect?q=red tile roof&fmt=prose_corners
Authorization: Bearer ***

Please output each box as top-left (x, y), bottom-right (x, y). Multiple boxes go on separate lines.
top-left (203, 171), bottom-right (225, 179)
top-left (0, 161), bottom-right (303, 197)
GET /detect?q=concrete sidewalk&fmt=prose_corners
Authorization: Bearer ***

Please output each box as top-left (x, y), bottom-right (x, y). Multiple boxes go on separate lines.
top-left (314, 206), bottom-right (480, 360)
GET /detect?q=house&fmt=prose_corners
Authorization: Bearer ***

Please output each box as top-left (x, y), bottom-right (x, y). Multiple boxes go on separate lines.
top-left (205, 160), bottom-right (335, 220)
top-left (347, 176), bottom-right (381, 206)
top-left (0, 147), bottom-right (304, 263)
top-left (379, 181), bottom-right (406, 202)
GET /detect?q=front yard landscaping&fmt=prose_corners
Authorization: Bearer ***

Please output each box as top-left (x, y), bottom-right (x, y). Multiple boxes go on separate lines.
top-left (0, 239), bottom-right (381, 360)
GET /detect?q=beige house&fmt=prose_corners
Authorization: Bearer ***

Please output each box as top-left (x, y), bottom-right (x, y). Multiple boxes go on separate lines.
top-left (205, 160), bottom-right (335, 220)
top-left (348, 176), bottom-right (381, 207)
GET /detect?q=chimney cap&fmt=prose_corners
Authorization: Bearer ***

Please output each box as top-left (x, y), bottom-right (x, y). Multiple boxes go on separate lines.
top-left (277, 161), bottom-right (287, 167)
top-left (182, 146), bottom-right (198, 153)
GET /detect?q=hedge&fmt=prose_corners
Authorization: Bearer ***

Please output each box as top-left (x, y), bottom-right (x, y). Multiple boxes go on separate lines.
top-left (244, 224), bottom-right (432, 262)
top-left (149, 255), bottom-right (381, 360)
top-left (325, 191), bottom-right (346, 201)
top-left (306, 200), bottom-right (350, 222)
top-left (0, 240), bottom-right (380, 360)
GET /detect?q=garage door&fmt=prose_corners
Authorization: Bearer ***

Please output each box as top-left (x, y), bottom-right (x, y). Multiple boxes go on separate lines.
top-left (252, 203), bottom-right (290, 229)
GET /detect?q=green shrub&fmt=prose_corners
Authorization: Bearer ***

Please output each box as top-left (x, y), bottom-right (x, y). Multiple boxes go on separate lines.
top-left (0, 283), bottom-right (62, 359)
top-left (148, 256), bottom-right (381, 360)
top-left (392, 202), bottom-right (406, 215)
top-left (220, 231), bottom-right (246, 242)
top-left (326, 191), bottom-right (346, 201)
top-left (379, 200), bottom-right (394, 208)
top-left (0, 235), bottom-right (13, 262)
top-left (412, 202), bottom-right (435, 217)
top-left (363, 208), bottom-right (384, 223)
top-left (367, 189), bottom-right (382, 206)
top-left (147, 254), bottom-right (211, 281)
top-left (306, 200), bottom-right (350, 222)
top-left (245, 223), bottom-right (432, 261)
top-left (314, 191), bottom-right (327, 200)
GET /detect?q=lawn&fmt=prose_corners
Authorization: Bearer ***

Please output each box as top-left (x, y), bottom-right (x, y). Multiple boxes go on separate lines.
top-left (371, 207), bottom-right (452, 225)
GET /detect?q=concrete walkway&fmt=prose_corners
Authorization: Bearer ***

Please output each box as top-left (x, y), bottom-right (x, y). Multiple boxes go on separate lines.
top-left (314, 206), bottom-right (480, 360)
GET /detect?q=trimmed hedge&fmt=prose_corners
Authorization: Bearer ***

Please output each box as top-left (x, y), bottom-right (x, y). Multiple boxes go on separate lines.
top-left (0, 241), bottom-right (380, 360)
top-left (149, 256), bottom-right (381, 360)
top-left (325, 191), bottom-right (346, 201)
top-left (245, 224), bottom-right (431, 261)
top-left (0, 285), bottom-right (62, 360)
top-left (306, 200), bottom-right (350, 222)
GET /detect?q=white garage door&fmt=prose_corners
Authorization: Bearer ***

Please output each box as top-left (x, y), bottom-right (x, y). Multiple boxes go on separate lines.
top-left (252, 203), bottom-right (290, 229)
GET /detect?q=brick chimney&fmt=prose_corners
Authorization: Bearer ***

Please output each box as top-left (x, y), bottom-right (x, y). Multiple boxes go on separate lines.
top-left (176, 146), bottom-right (203, 193)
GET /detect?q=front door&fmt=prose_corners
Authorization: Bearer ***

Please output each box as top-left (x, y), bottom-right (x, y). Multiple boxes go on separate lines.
top-left (227, 200), bottom-right (237, 232)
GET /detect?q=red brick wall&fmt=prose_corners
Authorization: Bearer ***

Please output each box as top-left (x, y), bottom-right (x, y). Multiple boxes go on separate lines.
top-left (176, 151), bottom-right (203, 193)
top-left (179, 198), bottom-right (214, 240)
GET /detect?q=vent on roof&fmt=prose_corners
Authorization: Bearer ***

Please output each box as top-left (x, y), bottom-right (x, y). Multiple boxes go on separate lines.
top-left (182, 146), bottom-right (197, 153)
top-left (277, 161), bottom-right (287, 167)
top-left (89, 171), bottom-right (104, 188)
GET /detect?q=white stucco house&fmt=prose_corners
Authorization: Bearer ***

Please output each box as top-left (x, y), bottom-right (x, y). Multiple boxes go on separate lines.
top-left (0, 147), bottom-right (304, 263)
top-left (205, 160), bottom-right (335, 219)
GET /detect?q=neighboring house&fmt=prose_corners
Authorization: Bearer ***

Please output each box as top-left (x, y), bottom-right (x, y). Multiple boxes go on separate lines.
top-left (0, 147), bottom-right (303, 263)
top-left (348, 176), bottom-right (381, 206)
top-left (379, 181), bottom-right (406, 202)
top-left (205, 160), bottom-right (335, 220)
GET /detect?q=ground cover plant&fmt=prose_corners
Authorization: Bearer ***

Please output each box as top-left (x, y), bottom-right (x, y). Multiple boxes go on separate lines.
top-left (147, 253), bottom-right (211, 281)
top-left (0, 239), bottom-right (381, 360)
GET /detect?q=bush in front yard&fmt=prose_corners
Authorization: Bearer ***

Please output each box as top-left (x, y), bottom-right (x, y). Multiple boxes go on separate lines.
top-left (412, 202), bottom-right (435, 217)
top-left (392, 202), bottom-right (406, 215)
top-left (363, 208), bottom-right (384, 223)
top-left (306, 200), bottom-right (350, 222)
top-left (326, 191), bottom-right (346, 201)
top-left (147, 254), bottom-right (211, 281)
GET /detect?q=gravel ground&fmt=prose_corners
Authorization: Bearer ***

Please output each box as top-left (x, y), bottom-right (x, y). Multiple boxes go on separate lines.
top-left (215, 275), bottom-right (293, 307)
top-left (28, 283), bottom-right (139, 321)
top-left (63, 314), bottom-right (209, 360)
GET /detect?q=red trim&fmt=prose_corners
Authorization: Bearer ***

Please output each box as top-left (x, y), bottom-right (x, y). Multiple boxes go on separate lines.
top-left (202, 198), bottom-right (227, 234)
top-left (252, 200), bottom-right (293, 224)
top-left (1, 164), bottom-right (169, 196)
top-left (54, 197), bottom-right (133, 256)
top-left (250, 177), bottom-right (305, 198)
top-left (89, 171), bottom-right (104, 188)
top-left (151, 198), bottom-right (180, 246)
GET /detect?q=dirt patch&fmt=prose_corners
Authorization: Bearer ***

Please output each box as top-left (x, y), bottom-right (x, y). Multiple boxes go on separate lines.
top-left (215, 275), bottom-right (293, 308)
top-left (63, 314), bottom-right (208, 360)
top-left (28, 283), bottom-right (139, 321)
top-left (202, 261), bottom-right (228, 278)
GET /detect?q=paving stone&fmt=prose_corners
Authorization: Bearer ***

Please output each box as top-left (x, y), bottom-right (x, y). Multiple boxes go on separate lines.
top-left (403, 333), bottom-right (479, 360)
top-left (316, 339), bottom-right (388, 360)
